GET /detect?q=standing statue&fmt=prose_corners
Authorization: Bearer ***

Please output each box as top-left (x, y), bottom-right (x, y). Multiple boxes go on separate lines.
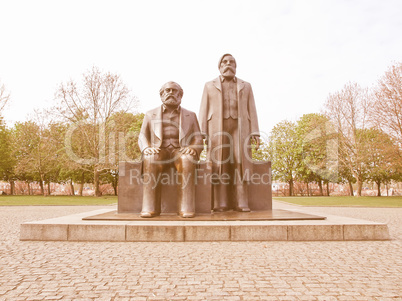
top-left (138, 82), bottom-right (203, 218)
top-left (199, 54), bottom-right (260, 212)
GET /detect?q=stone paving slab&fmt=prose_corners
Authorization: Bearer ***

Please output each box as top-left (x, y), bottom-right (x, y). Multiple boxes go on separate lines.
top-left (1, 203), bottom-right (401, 300)
top-left (20, 209), bottom-right (390, 241)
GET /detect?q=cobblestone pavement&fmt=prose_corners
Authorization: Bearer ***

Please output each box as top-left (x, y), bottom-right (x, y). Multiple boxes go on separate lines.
top-left (0, 202), bottom-right (401, 300)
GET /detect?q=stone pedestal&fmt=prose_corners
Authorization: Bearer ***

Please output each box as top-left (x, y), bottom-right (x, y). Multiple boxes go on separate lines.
top-left (118, 161), bottom-right (272, 213)
top-left (20, 208), bottom-right (391, 242)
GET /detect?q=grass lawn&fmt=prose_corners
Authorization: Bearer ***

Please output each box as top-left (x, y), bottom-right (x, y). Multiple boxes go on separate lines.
top-left (0, 195), bottom-right (118, 206)
top-left (275, 196), bottom-right (402, 207)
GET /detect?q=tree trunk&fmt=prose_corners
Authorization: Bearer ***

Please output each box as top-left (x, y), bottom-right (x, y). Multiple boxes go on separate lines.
top-left (376, 181), bottom-right (381, 196)
top-left (356, 179), bottom-right (363, 197)
top-left (10, 180), bottom-right (15, 195)
top-left (289, 179), bottom-right (294, 196)
top-left (27, 181), bottom-right (31, 195)
top-left (318, 180), bottom-right (323, 196)
top-left (70, 179), bottom-right (75, 196)
top-left (113, 184), bottom-right (117, 196)
top-left (79, 172), bottom-right (85, 196)
top-left (348, 181), bottom-right (354, 196)
top-left (326, 181), bottom-right (330, 196)
top-left (305, 182), bottom-right (309, 196)
top-left (39, 177), bottom-right (45, 196)
top-left (112, 178), bottom-right (118, 196)
top-left (94, 169), bottom-right (102, 197)
top-left (47, 181), bottom-right (51, 196)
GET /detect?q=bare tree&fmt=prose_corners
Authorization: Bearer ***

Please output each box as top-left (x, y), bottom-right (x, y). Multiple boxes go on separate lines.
top-left (372, 62), bottom-right (402, 146)
top-left (0, 81), bottom-right (10, 113)
top-left (325, 82), bottom-right (371, 196)
top-left (55, 66), bottom-right (138, 196)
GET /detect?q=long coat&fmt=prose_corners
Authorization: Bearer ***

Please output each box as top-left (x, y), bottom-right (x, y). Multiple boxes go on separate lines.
top-left (138, 106), bottom-right (203, 158)
top-left (199, 77), bottom-right (259, 179)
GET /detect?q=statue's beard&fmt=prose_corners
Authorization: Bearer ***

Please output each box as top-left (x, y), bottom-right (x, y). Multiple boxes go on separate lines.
top-left (224, 66), bottom-right (235, 73)
top-left (221, 66), bottom-right (236, 78)
top-left (163, 96), bottom-right (181, 107)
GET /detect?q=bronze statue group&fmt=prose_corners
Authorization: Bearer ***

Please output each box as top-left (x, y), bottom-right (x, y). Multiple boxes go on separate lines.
top-left (138, 54), bottom-right (260, 218)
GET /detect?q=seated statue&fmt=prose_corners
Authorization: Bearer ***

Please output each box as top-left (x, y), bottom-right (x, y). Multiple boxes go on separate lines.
top-left (138, 81), bottom-right (203, 218)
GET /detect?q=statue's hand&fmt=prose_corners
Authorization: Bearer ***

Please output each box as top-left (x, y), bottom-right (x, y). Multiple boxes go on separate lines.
top-left (143, 147), bottom-right (160, 156)
top-left (251, 136), bottom-right (260, 151)
top-left (180, 147), bottom-right (197, 157)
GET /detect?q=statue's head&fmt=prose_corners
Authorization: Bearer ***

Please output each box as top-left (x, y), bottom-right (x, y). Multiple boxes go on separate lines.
top-left (159, 81), bottom-right (183, 108)
top-left (218, 53), bottom-right (237, 79)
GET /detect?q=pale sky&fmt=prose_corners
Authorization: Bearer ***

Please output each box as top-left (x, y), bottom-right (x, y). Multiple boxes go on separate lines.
top-left (1, 0), bottom-right (402, 137)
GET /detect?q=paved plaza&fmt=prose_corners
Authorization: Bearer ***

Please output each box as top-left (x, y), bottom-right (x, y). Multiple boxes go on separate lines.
top-left (0, 201), bottom-right (401, 300)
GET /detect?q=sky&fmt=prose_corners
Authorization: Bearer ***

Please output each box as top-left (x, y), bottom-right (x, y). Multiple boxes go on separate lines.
top-left (1, 0), bottom-right (402, 137)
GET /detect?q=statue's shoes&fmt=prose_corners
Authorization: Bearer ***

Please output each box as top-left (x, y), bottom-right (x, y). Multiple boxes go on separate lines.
top-left (235, 207), bottom-right (250, 212)
top-left (140, 211), bottom-right (159, 218)
top-left (213, 207), bottom-right (229, 212)
top-left (180, 212), bottom-right (195, 218)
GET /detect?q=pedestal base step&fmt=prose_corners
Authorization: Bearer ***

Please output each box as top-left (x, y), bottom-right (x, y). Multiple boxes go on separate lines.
top-left (20, 209), bottom-right (390, 242)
